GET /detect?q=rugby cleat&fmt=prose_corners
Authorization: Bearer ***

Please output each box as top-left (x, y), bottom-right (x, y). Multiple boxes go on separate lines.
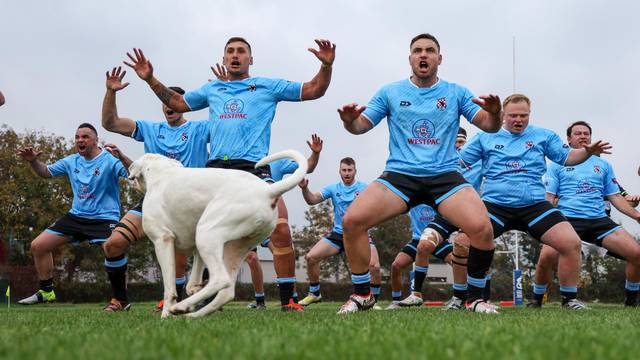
top-left (398, 293), bottom-right (424, 307)
top-left (18, 289), bottom-right (56, 305)
top-left (562, 299), bottom-right (589, 310)
top-left (299, 293), bottom-right (322, 306)
top-left (466, 299), bottom-right (499, 314)
top-left (386, 301), bottom-right (403, 310)
top-left (337, 293), bottom-right (376, 314)
top-left (281, 299), bottom-right (304, 312)
top-left (103, 298), bottom-right (131, 312)
top-left (442, 296), bottom-right (464, 311)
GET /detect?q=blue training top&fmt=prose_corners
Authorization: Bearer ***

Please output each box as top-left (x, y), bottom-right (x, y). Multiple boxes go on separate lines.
top-left (132, 120), bottom-right (211, 168)
top-left (546, 156), bottom-right (619, 219)
top-left (47, 150), bottom-right (127, 221)
top-left (409, 204), bottom-right (437, 240)
top-left (184, 77), bottom-right (303, 162)
top-left (320, 180), bottom-right (368, 234)
top-left (459, 125), bottom-right (570, 207)
top-left (362, 78), bottom-right (481, 177)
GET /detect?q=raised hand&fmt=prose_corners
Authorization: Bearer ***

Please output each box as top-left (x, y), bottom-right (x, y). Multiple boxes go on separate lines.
top-left (337, 103), bottom-right (366, 124)
top-left (104, 143), bottom-right (122, 159)
top-left (472, 94), bottom-right (502, 115)
top-left (123, 48), bottom-right (153, 81)
top-left (298, 178), bottom-right (309, 189)
top-left (105, 66), bottom-right (130, 92)
top-left (16, 147), bottom-right (43, 162)
top-left (308, 39), bottom-right (336, 66)
top-left (307, 134), bottom-right (323, 153)
top-left (584, 140), bottom-right (612, 156)
top-left (210, 63), bottom-right (229, 81)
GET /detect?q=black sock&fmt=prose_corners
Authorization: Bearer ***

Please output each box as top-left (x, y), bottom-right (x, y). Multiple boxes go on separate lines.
top-left (278, 282), bottom-right (294, 306)
top-left (176, 283), bottom-right (185, 302)
top-left (453, 284), bottom-right (468, 302)
top-left (310, 282), bottom-right (321, 296)
top-left (371, 284), bottom-right (381, 301)
top-left (39, 278), bottom-right (54, 293)
top-left (292, 292), bottom-right (299, 303)
top-left (625, 289), bottom-right (639, 307)
top-left (105, 255), bottom-right (128, 303)
top-left (533, 292), bottom-right (544, 305)
top-left (467, 246), bottom-right (494, 302)
top-left (352, 271), bottom-right (371, 296)
top-left (413, 270), bottom-right (427, 295)
top-left (483, 279), bottom-right (492, 301)
top-left (560, 286), bottom-right (578, 305)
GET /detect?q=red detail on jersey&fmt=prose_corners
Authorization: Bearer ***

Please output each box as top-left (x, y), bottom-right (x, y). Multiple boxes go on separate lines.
top-left (436, 97), bottom-right (447, 110)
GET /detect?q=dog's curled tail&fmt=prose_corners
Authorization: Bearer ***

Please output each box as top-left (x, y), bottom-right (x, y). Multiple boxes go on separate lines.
top-left (255, 150), bottom-right (308, 199)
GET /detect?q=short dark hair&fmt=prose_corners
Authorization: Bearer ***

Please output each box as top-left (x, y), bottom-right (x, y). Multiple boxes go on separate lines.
top-left (169, 86), bottom-right (185, 95)
top-left (340, 157), bottom-right (356, 167)
top-left (225, 37), bottom-right (252, 53)
top-left (566, 121), bottom-right (592, 137)
top-left (78, 123), bottom-right (97, 136)
top-left (457, 127), bottom-right (467, 137)
top-left (410, 33), bottom-right (440, 51)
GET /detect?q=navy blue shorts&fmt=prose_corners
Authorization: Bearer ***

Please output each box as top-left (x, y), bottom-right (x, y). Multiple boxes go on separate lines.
top-left (376, 170), bottom-right (470, 210)
top-left (485, 201), bottom-right (567, 241)
top-left (401, 238), bottom-right (453, 261)
top-left (46, 213), bottom-right (117, 244)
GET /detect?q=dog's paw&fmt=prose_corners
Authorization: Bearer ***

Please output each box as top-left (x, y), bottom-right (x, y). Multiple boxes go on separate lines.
top-left (160, 309), bottom-right (174, 319)
top-left (169, 302), bottom-right (193, 315)
top-left (186, 284), bottom-right (204, 296)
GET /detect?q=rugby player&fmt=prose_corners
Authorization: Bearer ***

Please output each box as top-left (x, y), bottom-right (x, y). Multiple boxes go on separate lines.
top-left (529, 121), bottom-right (640, 307)
top-left (459, 95), bottom-right (611, 311)
top-left (100, 67), bottom-right (211, 312)
top-left (125, 37), bottom-right (335, 310)
top-left (336, 33), bottom-right (502, 313)
top-left (17, 124), bottom-right (130, 305)
top-left (298, 157), bottom-right (382, 307)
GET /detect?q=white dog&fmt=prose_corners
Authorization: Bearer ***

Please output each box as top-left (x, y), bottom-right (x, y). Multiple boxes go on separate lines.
top-left (128, 150), bottom-right (307, 318)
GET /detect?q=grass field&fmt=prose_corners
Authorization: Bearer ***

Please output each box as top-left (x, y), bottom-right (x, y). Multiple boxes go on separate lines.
top-left (1, 301), bottom-right (639, 360)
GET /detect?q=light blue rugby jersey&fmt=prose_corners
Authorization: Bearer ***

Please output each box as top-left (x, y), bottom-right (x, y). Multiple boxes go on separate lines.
top-left (409, 204), bottom-right (437, 240)
top-left (184, 77), bottom-right (303, 162)
top-left (47, 150), bottom-right (127, 220)
top-left (270, 159), bottom-right (299, 182)
top-left (459, 125), bottom-right (570, 207)
top-left (546, 156), bottom-right (619, 219)
top-left (320, 180), bottom-right (368, 234)
top-left (132, 120), bottom-right (211, 168)
top-left (362, 79), bottom-right (481, 177)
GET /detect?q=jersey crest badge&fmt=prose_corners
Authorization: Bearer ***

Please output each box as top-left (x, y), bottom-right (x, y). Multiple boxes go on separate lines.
top-left (436, 97), bottom-right (447, 110)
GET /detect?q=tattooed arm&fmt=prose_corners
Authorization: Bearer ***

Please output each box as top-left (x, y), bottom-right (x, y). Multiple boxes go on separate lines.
top-left (123, 48), bottom-right (191, 112)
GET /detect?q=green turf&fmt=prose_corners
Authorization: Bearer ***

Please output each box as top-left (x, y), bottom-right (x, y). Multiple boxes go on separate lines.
top-left (0, 301), bottom-right (638, 360)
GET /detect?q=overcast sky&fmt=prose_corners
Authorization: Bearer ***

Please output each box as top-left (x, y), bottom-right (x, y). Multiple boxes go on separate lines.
top-left (2, 0), bottom-right (639, 235)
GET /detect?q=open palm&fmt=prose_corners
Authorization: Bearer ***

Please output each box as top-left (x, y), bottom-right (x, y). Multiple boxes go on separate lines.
top-left (124, 48), bottom-right (153, 81)
top-left (105, 66), bottom-right (130, 91)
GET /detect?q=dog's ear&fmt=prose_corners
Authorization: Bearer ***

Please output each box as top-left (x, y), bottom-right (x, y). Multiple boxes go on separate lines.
top-left (128, 160), bottom-right (146, 193)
